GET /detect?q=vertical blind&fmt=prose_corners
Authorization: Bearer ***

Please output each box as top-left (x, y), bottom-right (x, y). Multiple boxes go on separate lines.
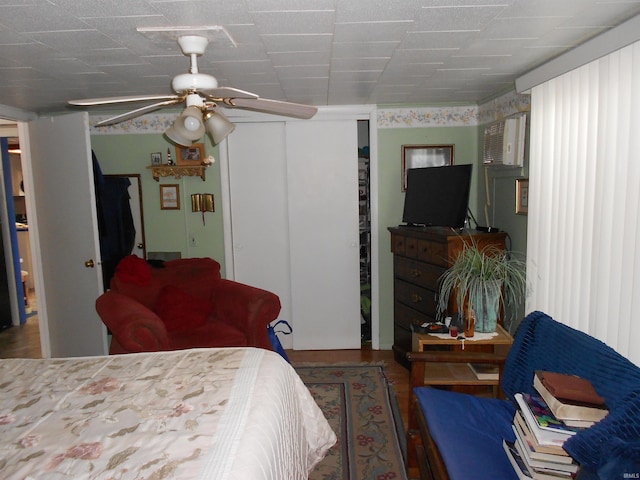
top-left (526, 40), bottom-right (640, 366)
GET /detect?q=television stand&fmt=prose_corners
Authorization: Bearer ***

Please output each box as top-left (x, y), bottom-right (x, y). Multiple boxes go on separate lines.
top-left (388, 226), bottom-right (507, 368)
top-left (398, 223), bottom-right (426, 228)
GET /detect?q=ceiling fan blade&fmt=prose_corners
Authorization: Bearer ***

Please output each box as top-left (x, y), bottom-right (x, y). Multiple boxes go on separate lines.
top-left (203, 87), bottom-right (259, 100)
top-left (68, 94), bottom-right (180, 106)
top-left (225, 97), bottom-right (318, 119)
top-left (94, 99), bottom-right (183, 127)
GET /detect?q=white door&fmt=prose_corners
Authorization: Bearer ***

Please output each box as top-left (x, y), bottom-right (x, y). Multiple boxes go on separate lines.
top-left (21, 112), bottom-right (108, 357)
top-left (225, 119), bottom-right (361, 350)
top-left (286, 121), bottom-right (361, 349)
top-left (226, 122), bottom-right (293, 343)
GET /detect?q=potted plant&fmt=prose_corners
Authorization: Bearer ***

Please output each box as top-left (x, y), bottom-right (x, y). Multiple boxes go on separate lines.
top-left (437, 241), bottom-right (527, 333)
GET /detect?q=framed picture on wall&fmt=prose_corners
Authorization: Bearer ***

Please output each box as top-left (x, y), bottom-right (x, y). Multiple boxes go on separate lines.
top-left (150, 152), bottom-right (162, 165)
top-left (176, 143), bottom-right (205, 166)
top-left (160, 184), bottom-right (180, 210)
top-left (401, 144), bottom-right (454, 191)
top-left (516, 178), bottom-right (529, 214)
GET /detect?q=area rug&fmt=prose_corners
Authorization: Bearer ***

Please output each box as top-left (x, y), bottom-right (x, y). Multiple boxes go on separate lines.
top-left (294, 363), bottom-right (408, 480)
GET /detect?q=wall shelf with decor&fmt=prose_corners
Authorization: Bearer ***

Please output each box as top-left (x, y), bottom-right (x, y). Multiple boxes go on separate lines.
top-left (146, 165), bottom-right (208, 181)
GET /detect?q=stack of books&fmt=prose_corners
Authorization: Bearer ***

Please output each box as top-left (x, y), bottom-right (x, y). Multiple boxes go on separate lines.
top-left (503, 372), bottom-right (607, 479)
top-left (532, 371), bottom-right (608, 428)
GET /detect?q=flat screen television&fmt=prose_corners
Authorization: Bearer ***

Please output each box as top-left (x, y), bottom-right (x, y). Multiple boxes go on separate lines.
top-left (402, 164), bottom-right (472, 228)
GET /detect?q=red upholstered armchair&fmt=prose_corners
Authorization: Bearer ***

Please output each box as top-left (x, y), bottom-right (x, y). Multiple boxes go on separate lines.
top-left (95, 256), bottom-right (281, 354)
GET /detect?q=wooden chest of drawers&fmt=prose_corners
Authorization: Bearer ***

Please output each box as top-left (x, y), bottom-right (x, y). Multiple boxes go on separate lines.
top-left (388, 226), bottom-right (507, 367)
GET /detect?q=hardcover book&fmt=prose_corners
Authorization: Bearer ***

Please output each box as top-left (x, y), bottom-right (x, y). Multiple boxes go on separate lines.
top-left (534, 373), bottom-right (608, 423)
top-left (521, 393), bottom-right (583, 435)
top-left (512, 414), bottom-right (573, 463)
top-left (514, 394), bottom-right (573, 447)
top-left (468, 362), bottom-right (499, 380)
top-left (536, 371), bottom-right (605, 405)
top-left (503, 439), bottom-right (534, 479)
top-left (512, 426), bottom-right (579, 474)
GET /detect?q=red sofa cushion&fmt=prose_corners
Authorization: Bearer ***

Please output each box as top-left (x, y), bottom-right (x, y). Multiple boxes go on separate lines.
top-left (114, 255), bottom-right (152, 286)
top-left (155, 285), bottom-right (213, 333)
top-left (110, 257), bottom-right (222, 310)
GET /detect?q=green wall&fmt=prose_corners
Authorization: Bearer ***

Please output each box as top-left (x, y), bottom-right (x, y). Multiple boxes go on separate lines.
top-left (90, 107), bottom-right (528, 348)
top-left (90, 134), bottom-right (226, 275)
top-left (376, 125), bottom-right (481, 348)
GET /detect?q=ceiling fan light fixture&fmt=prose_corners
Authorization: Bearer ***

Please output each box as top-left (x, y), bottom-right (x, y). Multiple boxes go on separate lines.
top-left (203, 109), bottom-right (236, 145)
top-left (165, 124), bottom-right (194, 147)
top-left (170, 106), bottom-right (206, 142)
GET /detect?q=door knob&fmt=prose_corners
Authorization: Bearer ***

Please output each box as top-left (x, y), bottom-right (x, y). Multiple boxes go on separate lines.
top-left (84, 259), bottom-right (95, 268)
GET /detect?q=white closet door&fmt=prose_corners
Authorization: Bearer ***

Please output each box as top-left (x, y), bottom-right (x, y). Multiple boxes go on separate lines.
top-left (226, 122), bottom-right (293, 345)
top-left (286, 120), bottom-right (361, 350)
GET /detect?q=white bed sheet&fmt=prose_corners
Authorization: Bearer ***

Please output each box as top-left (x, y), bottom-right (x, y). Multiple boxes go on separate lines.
top-left (0, 347), bottom-right (335, 479)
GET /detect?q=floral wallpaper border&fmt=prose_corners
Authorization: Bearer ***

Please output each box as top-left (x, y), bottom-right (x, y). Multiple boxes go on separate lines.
top-left (376, 105), bottom-right (478, 128)
top-left (376, 90), bottom-right (531, 129)
top-left (478, 90), bottom-right (531, 125)
top-left (88, 90), bottom-right (531, 134)
top-left (89, 112), bottom-right (179, 135)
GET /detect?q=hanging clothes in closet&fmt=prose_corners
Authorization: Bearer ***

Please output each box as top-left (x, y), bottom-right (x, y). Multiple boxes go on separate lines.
top-left (93, 152), bottom-right (135, 290)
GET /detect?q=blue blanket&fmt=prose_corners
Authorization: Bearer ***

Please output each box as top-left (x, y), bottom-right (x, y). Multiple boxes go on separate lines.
top-left (415, 311), bottom-right (640, 479)
top-left (416, 388), bottom-right (517, 480)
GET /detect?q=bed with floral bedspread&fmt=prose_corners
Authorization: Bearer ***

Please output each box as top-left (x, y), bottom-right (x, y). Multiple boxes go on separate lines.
top-left (0, 347), bottom-right (336, 479)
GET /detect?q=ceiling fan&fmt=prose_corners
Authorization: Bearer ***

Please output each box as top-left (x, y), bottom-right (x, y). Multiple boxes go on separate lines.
top-left (68, 35), bottom-right (318, 146)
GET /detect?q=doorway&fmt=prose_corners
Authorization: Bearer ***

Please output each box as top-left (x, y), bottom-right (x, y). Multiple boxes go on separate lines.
top-left (358, 120), bottom-right (372, 344)
top-left (0, 136), bottom-right (36, 331)
top-left (101, 173), bottom-right (146, 289)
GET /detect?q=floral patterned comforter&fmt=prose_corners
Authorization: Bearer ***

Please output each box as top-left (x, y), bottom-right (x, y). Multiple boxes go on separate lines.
top-left (0, 347), bottom-right (336, 479)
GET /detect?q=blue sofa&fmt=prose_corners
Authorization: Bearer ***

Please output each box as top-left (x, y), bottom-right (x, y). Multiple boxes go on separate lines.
top-left (407, 311), bottom-right (640, 480)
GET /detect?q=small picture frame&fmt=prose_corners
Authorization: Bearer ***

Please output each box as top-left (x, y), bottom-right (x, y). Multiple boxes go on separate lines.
top-left (150, 152), bottom-right (162, 165)
top-left (516, 178), bottom-right (529, 215)
top-left (401, 144), bottom-right (454, 191)
top-left (176, 143), bottom-right (205, 166)
top-left (160, 184), bottom-right (180, 210)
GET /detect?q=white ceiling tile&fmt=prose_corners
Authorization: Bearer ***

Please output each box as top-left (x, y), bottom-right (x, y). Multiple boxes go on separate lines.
top-left (251, 10), bottom-right (334, 35)
top-left (26, 31), bottom-right (124, 54)
top-left (274, 64), bottom-right (329, 78)
top-left (331, 56), bottom-right (389, 70)
top-left (332, 41), bottom-right (399, 58)
top-left (270, 51), bottom-right (331, 66)
top-left (334, 21), bottom-right (411, 43)
top-left (261, 34), bottom-right (332, 53)
top-left (413, 5), bottom-right (509, 32)
top-left (52, 0), bottom-right (161, 18)
top-left (246, 0), bottom-right (336, 12)
top-left (335, 0), bottom-right (417, 23)
top-left (0, 4), bottom-right (91, 33)
top-left (0, 0), bottom-right (637, 113)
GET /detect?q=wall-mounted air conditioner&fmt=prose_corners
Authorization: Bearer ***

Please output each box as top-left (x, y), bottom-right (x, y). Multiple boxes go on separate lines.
top-left (483, 114), bottom-right (527, 167)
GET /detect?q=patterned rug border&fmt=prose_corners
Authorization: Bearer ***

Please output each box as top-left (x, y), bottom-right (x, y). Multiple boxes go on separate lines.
top-left (294, 363), bottom-right (407, 480)
top-left (291, 361), bottom-right (387, 367)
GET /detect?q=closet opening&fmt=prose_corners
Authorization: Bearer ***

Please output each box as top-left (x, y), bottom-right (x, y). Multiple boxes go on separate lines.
top-left (358, 120), bottom-right (371, 345)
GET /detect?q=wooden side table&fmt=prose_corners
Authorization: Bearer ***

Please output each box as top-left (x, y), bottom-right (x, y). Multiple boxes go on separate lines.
top-left (406, 325), bottom-right (514, 479)
top-left (410, 324), bottom-right (514, 396)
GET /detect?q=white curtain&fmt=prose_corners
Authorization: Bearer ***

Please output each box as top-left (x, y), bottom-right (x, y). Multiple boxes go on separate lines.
top-left (526, 40), bottom-right (640, 366)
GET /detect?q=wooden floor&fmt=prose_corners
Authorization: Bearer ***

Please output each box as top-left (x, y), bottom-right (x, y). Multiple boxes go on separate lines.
top-left (0, 321), bottom-right (412, 429)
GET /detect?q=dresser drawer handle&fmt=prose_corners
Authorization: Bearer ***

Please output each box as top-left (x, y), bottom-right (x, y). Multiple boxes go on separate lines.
top-left (411, 269), bottom-right (422, 278)
top-left (411, 293), bottom-right (422, 303)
